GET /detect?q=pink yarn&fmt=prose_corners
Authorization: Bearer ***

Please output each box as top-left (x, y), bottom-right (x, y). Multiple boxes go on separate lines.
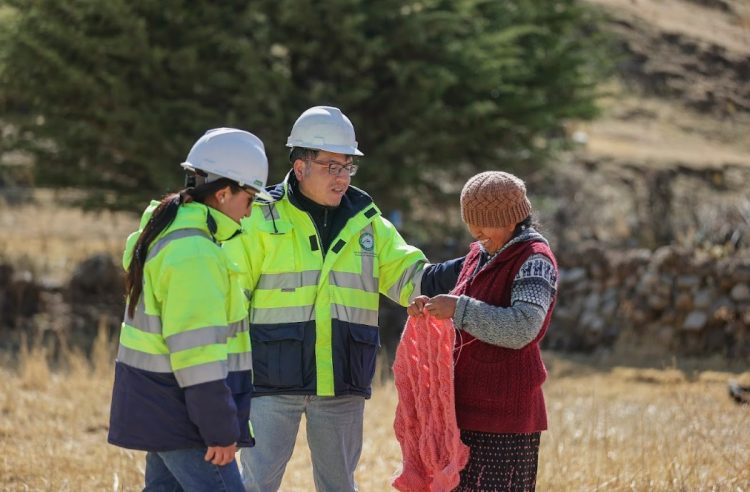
top-left (392, 313), bottom-right (470, 491)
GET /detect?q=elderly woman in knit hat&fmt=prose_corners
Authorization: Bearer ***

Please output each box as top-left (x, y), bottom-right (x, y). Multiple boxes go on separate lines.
top-left (408, 171), bottom-right (559, 492)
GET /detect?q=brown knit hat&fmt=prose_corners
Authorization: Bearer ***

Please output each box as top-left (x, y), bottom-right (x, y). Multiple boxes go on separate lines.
top-left (460, 171), bottom-right (532, 227)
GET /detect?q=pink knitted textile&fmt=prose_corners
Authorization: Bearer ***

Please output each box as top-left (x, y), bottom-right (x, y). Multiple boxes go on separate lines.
top-left (392, 313), bottom-right (469, 491)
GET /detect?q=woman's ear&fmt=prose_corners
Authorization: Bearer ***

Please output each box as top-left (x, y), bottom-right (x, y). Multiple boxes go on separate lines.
top-left (213, 185), bottom-right (233, 206)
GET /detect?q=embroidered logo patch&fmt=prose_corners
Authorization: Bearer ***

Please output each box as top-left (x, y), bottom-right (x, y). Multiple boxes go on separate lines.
top-left (359, 232), bottom-right (375, 252)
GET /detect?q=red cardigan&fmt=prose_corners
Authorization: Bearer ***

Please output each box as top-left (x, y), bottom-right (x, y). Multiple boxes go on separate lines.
top-left (451, 239), bottom-right (557, 433)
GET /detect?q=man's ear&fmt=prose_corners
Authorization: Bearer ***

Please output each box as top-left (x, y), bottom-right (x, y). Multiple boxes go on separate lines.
top-left (293, 159), bottom-right (305, 180)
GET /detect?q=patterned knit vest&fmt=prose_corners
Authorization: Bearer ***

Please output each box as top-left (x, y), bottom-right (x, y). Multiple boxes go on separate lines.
top-left (451, 239), bottom-right (557, 433)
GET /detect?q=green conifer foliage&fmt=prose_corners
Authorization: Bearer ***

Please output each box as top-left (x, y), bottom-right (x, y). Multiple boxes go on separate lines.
top-left (0, 0), bottom-right (609, 208)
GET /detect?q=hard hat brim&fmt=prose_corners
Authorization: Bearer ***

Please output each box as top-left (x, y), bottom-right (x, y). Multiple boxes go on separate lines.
top-left (182, 162), bottom-right (272, 201)
top-left (285, 140), bottom-right (364, 157)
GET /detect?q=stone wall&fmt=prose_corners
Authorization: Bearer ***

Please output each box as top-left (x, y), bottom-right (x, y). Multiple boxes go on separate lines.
top-left (0, 263), bottom-right (42, 331)
top-left (547, 243), bottom-right (750, 359)
top-left (0, 254), bottom-right (122, 353)
top-left (3, 245), bottom-right (750, 361)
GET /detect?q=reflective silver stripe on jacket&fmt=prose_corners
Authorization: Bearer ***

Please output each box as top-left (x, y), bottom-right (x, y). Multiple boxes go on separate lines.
top-left (329, 271), bottom-right (378, 293)
top-left (117, 345), bottom-right (172, 373)
top-left (146, 228), bottom-right (211, 262)
top-left (228, 319), bottom-right (249, 338)
top-left (387, 261), bottom-right (424, 301)
top-left (361, 224), bottom-right (375, 280)
top-left (409, 266), bottom-right (425, 300)
top-left (165, 325), bottom-right (229, 353)
top-left (256, 270), bottom-right (320, 290)
top-left (331, 303), bottom-right (379, 327)
top-left (329, 224), bottom-right (377, 293)
top-left (119, 343), bottom-right (251, 375)
top-left (124, 227), bottom-right (217, 336)
top-left (251, 305), bottom-right (315, 324)
top-left (228, 351), bottom-right (253, 371)
top-left (174, 360), bottom-right (228, 387)
top-left (262, 204), bottom-right (280, 221)
top-left (124, 300), bottom-right (161, 334)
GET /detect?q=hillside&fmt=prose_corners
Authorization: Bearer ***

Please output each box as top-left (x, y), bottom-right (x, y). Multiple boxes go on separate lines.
top-left (526, 0), bottom-right (750, 257)
top-left (583, 0), bottom-right (749, 164)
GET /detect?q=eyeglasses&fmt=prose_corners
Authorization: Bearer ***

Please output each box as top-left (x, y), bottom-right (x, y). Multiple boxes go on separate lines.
top-left (309, 158), bottom-right (358, 177)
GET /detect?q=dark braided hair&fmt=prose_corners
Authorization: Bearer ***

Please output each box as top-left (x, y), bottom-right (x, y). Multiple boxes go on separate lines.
top-left (124, 177), bottom-right (241, 317)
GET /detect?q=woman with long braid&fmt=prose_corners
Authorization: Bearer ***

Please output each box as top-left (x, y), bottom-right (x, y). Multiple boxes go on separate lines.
top-left (108, 128), bottom-right (271, 491)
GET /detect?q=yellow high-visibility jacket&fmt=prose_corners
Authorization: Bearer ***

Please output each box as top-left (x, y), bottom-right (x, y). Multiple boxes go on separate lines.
top-left (109, 201), bottom-right (253, 451)
top-left (224, 174), bottom-right (426, 398)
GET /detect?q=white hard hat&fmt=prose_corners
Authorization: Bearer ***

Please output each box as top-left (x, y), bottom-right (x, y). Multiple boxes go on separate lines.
top-left (182, 128), bottom-right (272, 201)
top-left (286, 106), bottom-right (364, 156)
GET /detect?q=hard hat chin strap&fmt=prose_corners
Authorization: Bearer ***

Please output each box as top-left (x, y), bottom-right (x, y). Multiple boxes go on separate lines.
top-left (184, 169), bottom-right (209, 189)
top-left (184, 172), bottom-right (197, 188)
top-left (185, 169), bottom-right (246, 193)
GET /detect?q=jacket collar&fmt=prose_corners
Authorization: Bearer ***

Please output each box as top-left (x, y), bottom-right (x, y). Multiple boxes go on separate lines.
top-left (264, 170), bottom-right (375, 222)
top-left (139, 200), bottom-right (241, 243)
top-left (286, 171), bottom-right (336, 216)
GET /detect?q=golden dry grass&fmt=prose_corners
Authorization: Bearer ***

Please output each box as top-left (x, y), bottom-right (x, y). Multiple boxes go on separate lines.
top-left (1, 192), bottom-right (750, 491)
top-left (569, 86), bottom-right (750, 171)
top-left (1, 336), bottom-right (749, 492)
top-left (0, 189), bottom-right (138, 283)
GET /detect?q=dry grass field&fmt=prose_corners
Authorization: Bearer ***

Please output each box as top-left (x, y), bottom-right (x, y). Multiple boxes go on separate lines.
top-left (1, 189), bottom-right (750, 491)
top-left (1, 331), bottom-right (748, 492)
top-left (3, 0), bottom-right (750, 488)
top-left (0, 189), bottom-right (138, 285)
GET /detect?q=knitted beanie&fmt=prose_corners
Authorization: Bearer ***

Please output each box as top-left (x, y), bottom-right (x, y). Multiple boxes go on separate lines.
top-left (460, 171), bottom-right (532, 227)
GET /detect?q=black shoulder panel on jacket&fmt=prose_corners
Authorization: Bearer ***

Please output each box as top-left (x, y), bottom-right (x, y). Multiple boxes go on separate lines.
top-left (331, 239), bottom-right (346, 254)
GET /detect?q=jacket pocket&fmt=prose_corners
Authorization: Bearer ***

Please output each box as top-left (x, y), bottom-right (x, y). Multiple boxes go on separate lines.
top-left (251, 324), bottom-right (304, 388)
top-left (256, 220), bottom-right (297, 274)
top-left (347, 324), bottom-right (380, 389)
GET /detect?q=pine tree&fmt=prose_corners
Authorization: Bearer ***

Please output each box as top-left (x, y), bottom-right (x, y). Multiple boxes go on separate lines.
top-left (0, 0), bottom-right (609, 208)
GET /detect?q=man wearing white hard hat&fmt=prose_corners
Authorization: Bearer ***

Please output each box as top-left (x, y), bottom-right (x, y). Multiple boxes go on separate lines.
top-left (225, 106), bottom-right (428, 491)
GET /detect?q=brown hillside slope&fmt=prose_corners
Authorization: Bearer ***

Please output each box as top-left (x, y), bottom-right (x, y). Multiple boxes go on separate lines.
top-left (582, 0), bottom-right (750, 167)
top-left (538, 0), bottom-right (750, 255)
